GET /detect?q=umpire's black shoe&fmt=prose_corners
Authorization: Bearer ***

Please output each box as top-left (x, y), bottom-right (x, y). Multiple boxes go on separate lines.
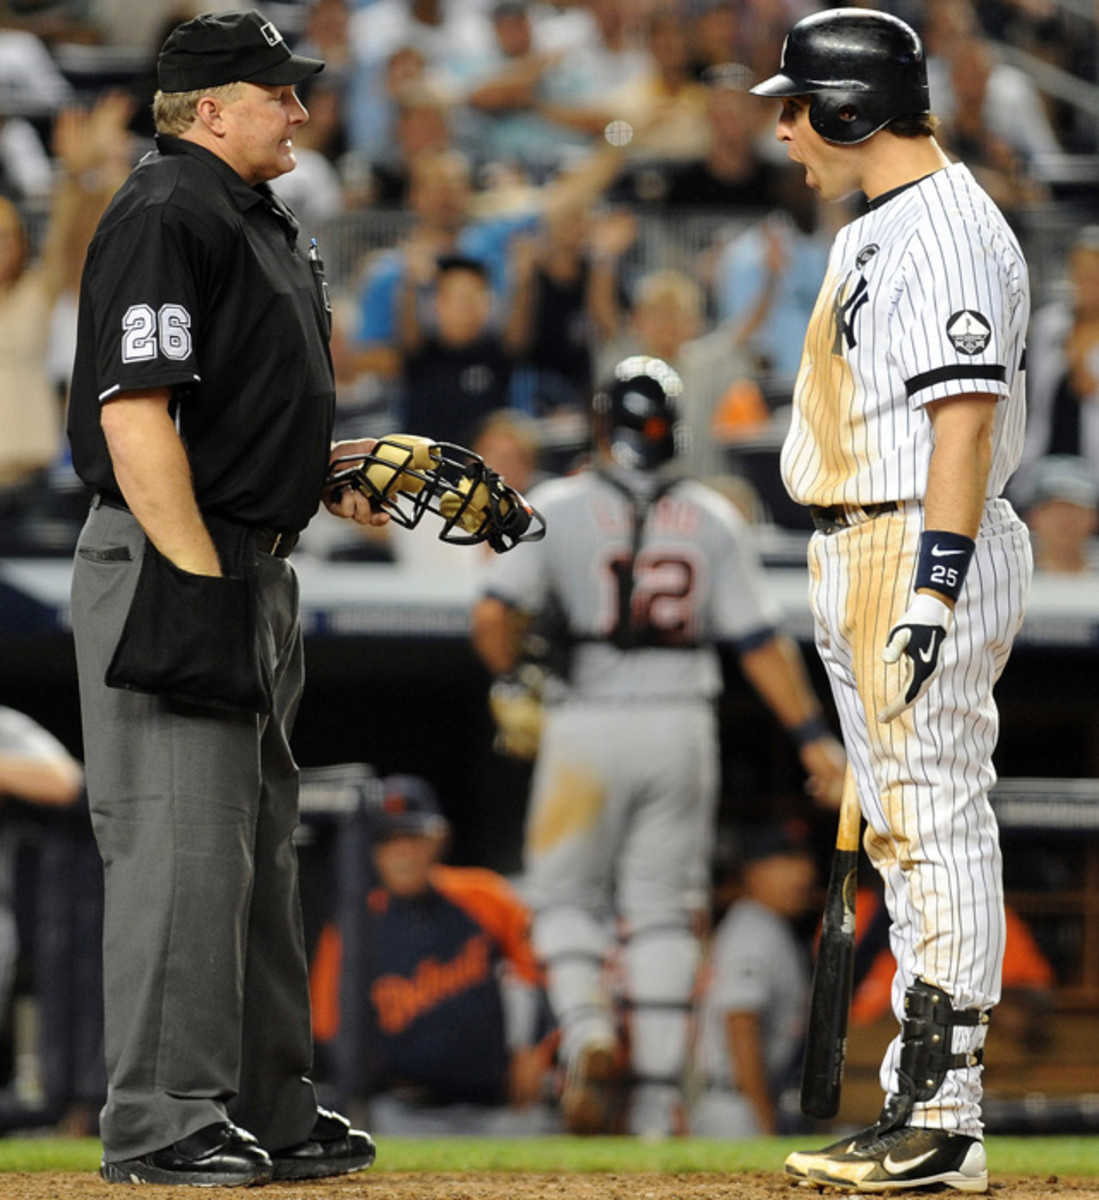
top-left (100, 1121), bottom-right (273, 1187)
top-left (268, 1107), bottom-right (376, 1181)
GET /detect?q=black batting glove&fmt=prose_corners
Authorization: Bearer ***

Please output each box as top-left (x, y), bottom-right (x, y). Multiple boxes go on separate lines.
top-left (878, 593), bottom-right (953, 723)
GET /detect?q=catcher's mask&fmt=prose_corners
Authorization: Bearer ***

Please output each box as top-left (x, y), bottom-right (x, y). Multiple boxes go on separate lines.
top-left (593, 355), bottom-right (687, 471)
top-left (327, 434), bottom-right (546, 554)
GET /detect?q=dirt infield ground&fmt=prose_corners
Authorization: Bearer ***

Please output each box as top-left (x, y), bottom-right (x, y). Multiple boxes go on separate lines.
top-left (4, 1172), bottom-right (1099, 1199)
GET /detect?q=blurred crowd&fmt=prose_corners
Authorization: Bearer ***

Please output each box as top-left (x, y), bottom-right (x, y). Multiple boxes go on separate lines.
top-left (0, 0), bottom-right (1096, 1142)
top-left (0, 0), bottom-right (1097, 567)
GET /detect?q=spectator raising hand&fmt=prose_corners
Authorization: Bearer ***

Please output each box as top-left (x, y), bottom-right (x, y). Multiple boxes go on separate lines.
top-left (0, 90), bottom-right (133, 494)
top-left (45, 91), bottom-right (136, 299)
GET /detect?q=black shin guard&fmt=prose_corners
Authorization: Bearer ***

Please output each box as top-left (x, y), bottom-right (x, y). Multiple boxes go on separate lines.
top-left (877, 978), bottom-right (991, 1132)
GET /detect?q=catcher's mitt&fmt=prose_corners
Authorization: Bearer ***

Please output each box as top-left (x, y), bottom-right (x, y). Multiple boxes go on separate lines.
top-left (327, 434), bottom-right (546, 554)
top-left (488, 663), bottom-right (546, 760)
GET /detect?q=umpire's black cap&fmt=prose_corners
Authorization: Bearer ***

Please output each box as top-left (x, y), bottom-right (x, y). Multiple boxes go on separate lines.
top-left (157, 9), bottom-right (324, 94)
top-left (373, 775), bottom-right (449, 840)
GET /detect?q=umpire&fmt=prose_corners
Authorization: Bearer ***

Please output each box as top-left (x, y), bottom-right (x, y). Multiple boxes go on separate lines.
top-left (67, 10), bottom-right (384, 1188)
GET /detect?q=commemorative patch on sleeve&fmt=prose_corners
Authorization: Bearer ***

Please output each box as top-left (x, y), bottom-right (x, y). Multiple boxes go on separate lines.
top-left (946, 310), bottom-right (992, 355)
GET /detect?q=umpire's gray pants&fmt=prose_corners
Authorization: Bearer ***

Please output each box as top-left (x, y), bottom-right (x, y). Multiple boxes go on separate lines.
top-left (70, 503), bottom-right (317, 1162)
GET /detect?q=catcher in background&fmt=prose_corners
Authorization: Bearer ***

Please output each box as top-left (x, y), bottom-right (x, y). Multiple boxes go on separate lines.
top-left (471, 356), bottom-right (845, 1137)
top-left (751, 8), bottom-right (1032, 1193)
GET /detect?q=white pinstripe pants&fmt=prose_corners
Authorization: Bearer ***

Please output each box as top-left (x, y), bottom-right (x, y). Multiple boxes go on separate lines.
top-left (807, 498), bottom-right (1032, 1136)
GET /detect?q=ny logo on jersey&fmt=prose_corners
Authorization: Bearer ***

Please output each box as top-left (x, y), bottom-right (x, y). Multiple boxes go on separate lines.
top-left (832, 275), bottom-right (869, 354)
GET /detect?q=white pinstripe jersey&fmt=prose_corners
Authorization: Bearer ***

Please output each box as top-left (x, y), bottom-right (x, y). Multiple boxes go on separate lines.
top-left (781, 163), bottom-right (1029, 508)
top-left (478, 467), bottom-right (782, 702)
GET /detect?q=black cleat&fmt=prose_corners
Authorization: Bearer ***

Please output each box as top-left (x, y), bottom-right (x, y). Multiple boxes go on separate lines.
top-left (784, 1124), bottom-right (988, 1193)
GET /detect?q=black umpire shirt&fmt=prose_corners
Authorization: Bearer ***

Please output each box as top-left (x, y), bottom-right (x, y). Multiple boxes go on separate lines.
top-left (68, 135), bottom-right (335, 534)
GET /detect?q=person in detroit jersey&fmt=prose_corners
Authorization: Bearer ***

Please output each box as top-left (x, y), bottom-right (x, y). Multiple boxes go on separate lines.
top-left (751, 8), bottom-right (1032, 1195)
top-left (310, 774), bottom-right (554, 1136)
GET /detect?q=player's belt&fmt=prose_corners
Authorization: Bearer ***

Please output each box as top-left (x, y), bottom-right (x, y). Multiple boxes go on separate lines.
top-left (809, 501), bottom-right (899, 535)
top-left (93, 492), bottom-right (299, 558)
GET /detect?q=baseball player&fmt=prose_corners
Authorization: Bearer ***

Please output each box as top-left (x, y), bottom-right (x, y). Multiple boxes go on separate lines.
top-left (690, 820), bottom-right (816, 1138)
top-left (310, 775), bottom-right (555, 1136)
top-left (471, 356), bottom-right (846, 1137)
top-left (750, 9), bottom-right (1032, 1193)
top-left (0, 708), bottom-right (83, 1017)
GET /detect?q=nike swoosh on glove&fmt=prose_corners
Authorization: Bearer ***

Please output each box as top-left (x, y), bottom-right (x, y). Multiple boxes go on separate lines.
top-left (878, 592), bottom-right (953, 723)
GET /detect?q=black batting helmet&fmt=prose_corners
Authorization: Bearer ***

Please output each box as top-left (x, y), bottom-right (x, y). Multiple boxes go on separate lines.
top-left (593, 356), bottom-right (685, 471)
top-left (750, 8), bottom-right (930, 145)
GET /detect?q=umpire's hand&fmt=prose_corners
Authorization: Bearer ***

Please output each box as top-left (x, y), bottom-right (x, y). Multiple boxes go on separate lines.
top-left (324, 439), bottom-right (392, 526)
top-left (878, 593), bottom-right (953, 723)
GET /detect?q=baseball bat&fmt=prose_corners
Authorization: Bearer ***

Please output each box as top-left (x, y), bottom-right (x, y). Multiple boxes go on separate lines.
top-left (800, 769), bottom-right (861, 1119)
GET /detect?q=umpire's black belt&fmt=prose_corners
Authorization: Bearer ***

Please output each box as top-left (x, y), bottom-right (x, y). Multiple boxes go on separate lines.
top-left (92, 491), bottom-right (299, 558)
top-left (809, 500), bottom-right (899, 535)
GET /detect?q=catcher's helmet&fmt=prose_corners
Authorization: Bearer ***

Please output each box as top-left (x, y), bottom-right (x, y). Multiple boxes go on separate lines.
top-left (594, 356), bottom-right (685, 471)
top-left (750, 8), bottom-right (929, 145)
